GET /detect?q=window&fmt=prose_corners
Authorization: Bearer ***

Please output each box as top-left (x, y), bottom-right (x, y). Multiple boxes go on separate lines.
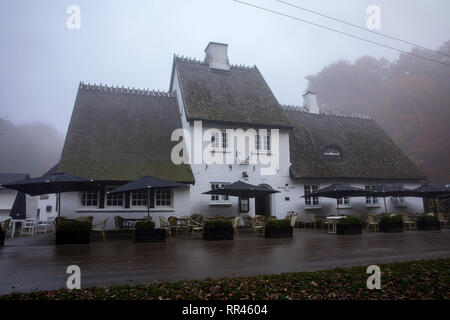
top-left (256, 132), bottom-right (271, 152)
top-left (131, 190), bottom-right (148, 206)
top-left (365, 186), bottom-right (378, 205)
top-left (211, 183), bottom-right (229, 201)
top-left (391, 186), bottom-right (405, 205)
top-left (337, 196), bottom-right (350, 205)
top-left (323, 146), bottom-right (341, 156)
top-left (81, 191), bottom-right (99, 207)
top-left (211, 131), bottom-right (228, 150)
top-left (155, 189), bottom-right (171, 207)
top-left (304, 185), bottom-right (319, 206)
top-left (239, 198), bottom-right (249, 212)
top-left (105, 187), bottom-right (124, 207)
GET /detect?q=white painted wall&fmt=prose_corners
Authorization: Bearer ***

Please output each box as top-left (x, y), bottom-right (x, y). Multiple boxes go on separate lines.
top-left (37, 194), bottom-right (58, 221)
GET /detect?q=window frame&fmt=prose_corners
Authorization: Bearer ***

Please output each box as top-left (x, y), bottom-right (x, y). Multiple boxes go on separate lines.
top-left (210, 182), bottom-right (230, 202)
top-left (155, 188), bottom-right (172, 208)
top-left (80, 190), bottom-right (99, 207)
top-left (365, 186), bottom-right (379, 205)
top-left (105, 186), bottom-right (124, 207)
top-left (239, 198), bottom-right (249, 213)
top-left (304, 185), bottom-right (319, 206)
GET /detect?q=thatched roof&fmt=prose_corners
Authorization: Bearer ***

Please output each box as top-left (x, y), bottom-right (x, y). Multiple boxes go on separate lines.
top-left (171, 56), bottom-right (292, 128)
top-left (58, 83), bottom-right (195, 183)
top-left (284, 107), bottom-right (426, 180)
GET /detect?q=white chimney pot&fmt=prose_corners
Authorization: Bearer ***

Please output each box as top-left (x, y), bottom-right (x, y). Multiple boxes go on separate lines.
top-left (303, 91), bottom-right (319, 114)
top-left (205, 42), bottom-right (230, 71)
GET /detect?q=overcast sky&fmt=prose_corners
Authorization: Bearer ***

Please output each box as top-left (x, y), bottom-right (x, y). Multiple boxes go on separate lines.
top-left (1, 0), bottom-right (449, 134)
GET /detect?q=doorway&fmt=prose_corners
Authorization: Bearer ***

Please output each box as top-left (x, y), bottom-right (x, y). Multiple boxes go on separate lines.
top-left (255, 184), bottom-right (272, 217)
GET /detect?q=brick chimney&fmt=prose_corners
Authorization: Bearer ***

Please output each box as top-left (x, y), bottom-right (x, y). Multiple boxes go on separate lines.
top-left (204, 42), bottom-right (230, 71)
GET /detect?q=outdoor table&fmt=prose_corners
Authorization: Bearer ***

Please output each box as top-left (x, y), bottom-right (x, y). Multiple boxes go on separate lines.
top-left (177, 218), bottom-right (191, 235)
top-left (326, 216), bottom-right (346, 234)
top-left (123, 218), bottom-right (146, 229)
top-left (10, 219), bottom-right (26, 238)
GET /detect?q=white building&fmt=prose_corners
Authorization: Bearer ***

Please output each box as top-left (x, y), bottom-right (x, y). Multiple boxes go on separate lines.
top-left (52, 42), bottom-right (425, 230)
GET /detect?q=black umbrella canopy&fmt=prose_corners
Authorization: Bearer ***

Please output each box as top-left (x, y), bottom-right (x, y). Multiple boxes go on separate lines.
top-left (109, 176), bottom-right (187, 194)
top-left (370, 185), bottom-right (417, 197)
top-left (2, 172), bottom-right (96, 196)
top-left (304, 183), bottom-right (367, 199)
top-left (411, 183), bottom-right (450, 197)
top-left (203, 181), bottom-right (279, 199)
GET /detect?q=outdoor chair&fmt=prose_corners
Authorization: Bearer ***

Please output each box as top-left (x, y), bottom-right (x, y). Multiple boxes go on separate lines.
top-left (20, 217), bottom-right (36, 236)
top-left (1, 219), bottom-right (11, 237)
top-left (307, 214), bottom-right (321, 230)
top-left (437, 212), bottom-right (448, 228)
top-left (242, 215), bottom-right (252, 228)
top-left (36, 216), bottom-right (55, 234)
top-left (190, 213), bottom-right (203, 223)
top-left (168, 216), bottom-right (181, 236)
top-left (189, 217), bottom-right (204, 239)
top-left (231, 216), bottom-right (240, 234)
top-left (114, 216), bottom-right (133, 236)
top-left (295, 215), bottom-right (307, 228)
top-left (251, 215), bottom-right (266, 237)
top-left (367, 215), bottom-right (379, 232)
top-left (159, 216), bottom-right (172, 239)
top-left (322, 216), bottom-right (333, 233)
top-left (401, 213), bottom-right (416, 230)
top-left (178, 215), bottom-right (191, 235)
top-left (92, 217), bottom-right (109, 241)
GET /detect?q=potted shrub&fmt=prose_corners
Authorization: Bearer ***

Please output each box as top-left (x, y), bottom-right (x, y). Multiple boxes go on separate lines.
top-left (135, 221), bottom-right (166, 242)
top-left (379, 215), bottom-right (403, 233)
top-left (0, 223), bottom-right (5, 247)
top-left (203, 219), bottom-right (233, 240)
top-left (417, 215), bottom-right (441, 231)
top-left (336, 216), bottom-right (362, 235)
top-left (55, 220), bottom-right (92, 245)
top-left (265, 219), bottom-right (293, 238)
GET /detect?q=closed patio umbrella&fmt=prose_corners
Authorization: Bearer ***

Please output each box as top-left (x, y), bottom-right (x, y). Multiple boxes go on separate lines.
top-left (3, 172), bottom-right (96, 217)
top-left (109, 176), bottom-right (187, 220)
top-left (203, 181), bottom-right (280, 216)
top-left (303, 183), bottom-right (367, 216)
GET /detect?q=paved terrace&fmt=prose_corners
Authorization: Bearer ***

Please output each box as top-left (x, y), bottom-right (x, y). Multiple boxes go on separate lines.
top-left (1, 229), bottom-right (449, 295)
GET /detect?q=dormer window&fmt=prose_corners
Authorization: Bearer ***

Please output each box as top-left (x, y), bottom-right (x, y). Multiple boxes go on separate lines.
top-left (323, 146), bottom-right (341, 157)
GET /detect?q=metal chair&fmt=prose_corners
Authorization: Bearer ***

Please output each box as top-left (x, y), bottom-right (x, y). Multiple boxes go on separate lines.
top-left (20, 218), bottom-right (36, 236)
top-left (114, 216), bottom-right (133, 236)
top-left (36, 216), bottom-right (55, 234)
top-left (92, 217), bottom-right (109, 241)
top-left (367, 214), bottom-right (379, 232)
top-left (251, 215), bottom-right (266, 237)
top-left (159, 216), bottom-right (173, 239)
top-left (189, 217), bottom-right (204, 239)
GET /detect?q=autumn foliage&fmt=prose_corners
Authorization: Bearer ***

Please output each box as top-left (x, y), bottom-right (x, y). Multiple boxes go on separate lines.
top-left (306, 41), bottom-right (450, 183)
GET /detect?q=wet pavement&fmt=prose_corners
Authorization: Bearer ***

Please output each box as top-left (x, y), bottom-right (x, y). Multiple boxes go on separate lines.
top-left (0, 229), bottom-right (449, 295)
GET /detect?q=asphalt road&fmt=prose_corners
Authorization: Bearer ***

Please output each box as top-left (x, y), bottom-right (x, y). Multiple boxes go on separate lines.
top-left (0, 229), bottom-right (449, 295)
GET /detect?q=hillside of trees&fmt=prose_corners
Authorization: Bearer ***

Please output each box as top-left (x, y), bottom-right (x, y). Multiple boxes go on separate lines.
top-left (0, 118), bottom-right (64, 177)
top-left (306, 41), bottom-right (450, 183)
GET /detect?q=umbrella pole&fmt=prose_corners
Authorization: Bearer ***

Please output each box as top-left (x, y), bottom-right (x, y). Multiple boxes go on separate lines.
top-left (58, 192), bottom-right (61, 217)
top-left (147, 189), bottom-right (150, 221)
top-left (384, 197), bottom-right (387, 214)
top-left (336, 198), bottom-right (340, 216)
top-left (434, 197), bottom-right (437, 215)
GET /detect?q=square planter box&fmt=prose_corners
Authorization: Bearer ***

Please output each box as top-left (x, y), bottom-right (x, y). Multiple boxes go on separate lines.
top-left (135, 229), bottom-right (166, 242)
top-left (203, 228), bottom-right (234, 240)
top-left (417, 221), bottom-right (441, 231)
top-left (0, 231), bottom-right (5, 247)
top-left (336, 223), bottom-right (362, 235)
top-left (56, 230), bottom-right (91, 245)
top-left (265, 226), bottom-right (293, 238)
top-left (379, 223), bottom-right (403, 233)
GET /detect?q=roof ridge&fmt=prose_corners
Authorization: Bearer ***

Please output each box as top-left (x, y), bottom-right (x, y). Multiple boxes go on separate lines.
top-left (79, 82), bottom-right (175, 98)
top-left (281, 104), bottom-right (372, 120)
top-left (175, 54), bottom-right (257, 71)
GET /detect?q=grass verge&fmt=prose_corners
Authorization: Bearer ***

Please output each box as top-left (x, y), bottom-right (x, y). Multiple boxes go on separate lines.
top-left (1, 258), bottom-right (449, 300)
